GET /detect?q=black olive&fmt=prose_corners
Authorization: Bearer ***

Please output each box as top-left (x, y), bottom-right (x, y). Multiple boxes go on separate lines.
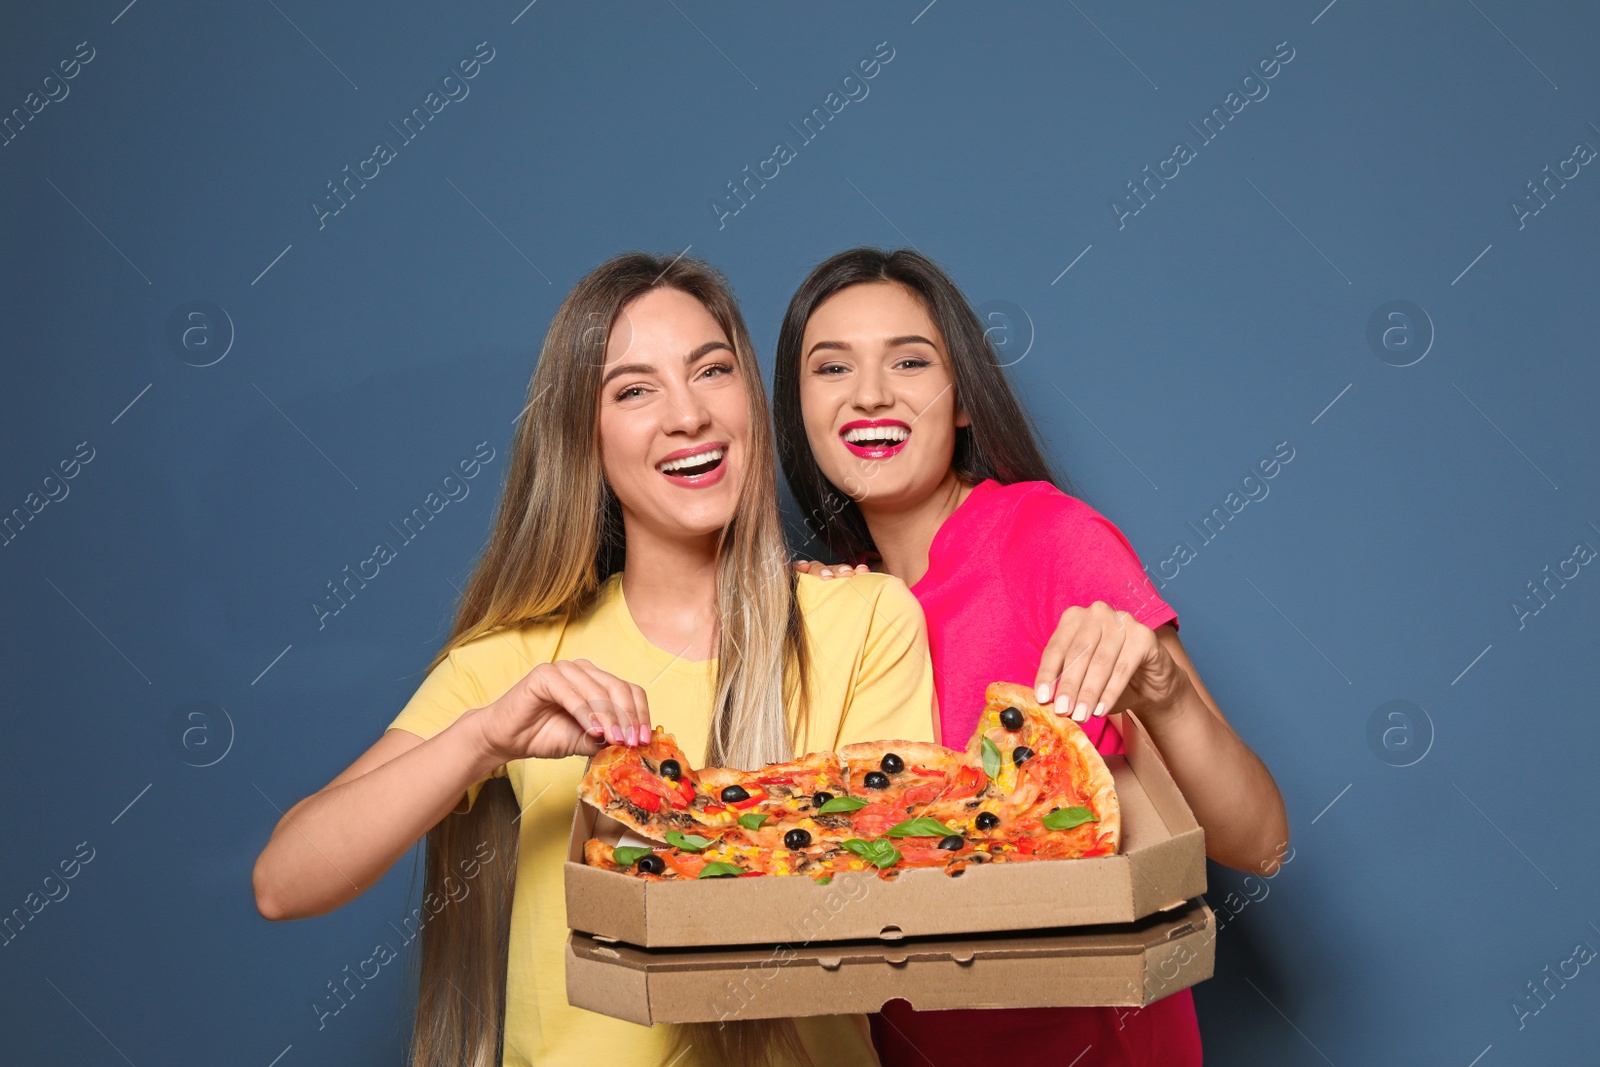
top-left (999, 706), bottom-right (1024, 731)
top-left (811, 791), bottom-right (834, 807)
top-left (784, 829), bottom-right (813, 850)
top-left (975, 811), bottom-right (1000, 831)
top-left (659, 759), bottom-right (681, 780)
top-left (636, 854), bottom-right (665, 875)
top-left (1012, 746), bottom-right (1035, 766)
top-left (863, 771), bottom-right (890, 790)
top-left (937, 835), bottom-right (965, 851)
top-left (720, 784), bottom-right (750, 803)
top-left (879, 753), bottom-right (904, 774)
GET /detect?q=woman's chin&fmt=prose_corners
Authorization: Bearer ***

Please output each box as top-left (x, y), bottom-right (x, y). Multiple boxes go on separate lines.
top-left (638, 498), bottom-right (738, 542)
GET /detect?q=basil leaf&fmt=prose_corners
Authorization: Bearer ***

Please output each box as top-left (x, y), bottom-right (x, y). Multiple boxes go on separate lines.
top-left (839, 838), bottom-right (901, 868)
top-left (885, 817), bottom-right (958, 839)
top-left (1042, 806), bottom-right (1099, 831)
top-left (611, 846), bottom-right (654, 867)
top-left (697, 861), bottom-right (745, 878)
top-left (814, 874), bottom-right (833, 885)
top-left (864, 842), bottom-right (902, 869)
top-left (665, 830), bottom-right (713, 853)
top-left (819, 795), bottom-right (869, 814)
top-left (981, 736), bottom-right (1001, 781)
top-left (737, 813), bottom-right (770, 830)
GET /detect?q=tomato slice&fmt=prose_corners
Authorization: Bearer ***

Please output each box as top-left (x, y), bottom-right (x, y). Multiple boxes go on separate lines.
top-left (662, 851), bottom-right (708, 878)
top-left (628, 787), bottom-right (661, 812)
top-left (948, 765), bottom-right (984, 797)
top-left (897, 846), bottom-right (956, 867)
top-left (728, 787), bottom-right (768, 810)
top-left (755, 774), bottom-right (795, 785)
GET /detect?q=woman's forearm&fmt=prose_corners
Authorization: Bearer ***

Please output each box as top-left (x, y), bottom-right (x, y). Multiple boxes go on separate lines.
top-left (252, 708), bottom-right (503, 921)
top-left (1130, 683), bottom-right (1290, 875)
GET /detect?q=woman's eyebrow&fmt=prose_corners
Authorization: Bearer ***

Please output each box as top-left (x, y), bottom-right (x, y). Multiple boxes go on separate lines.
top-left (805, 339), bottom-right (850, 359)
top-left (601, 361), bottom-right (652, 386)
top-left (601, 340), bottom-right (733, 386)
top-left (684, 339), bottom-right (735, 365)
top-left (805, 334), bottom-right (939, 362)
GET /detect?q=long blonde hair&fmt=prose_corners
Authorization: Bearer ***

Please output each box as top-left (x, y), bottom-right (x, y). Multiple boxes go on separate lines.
top-left (405, 252), bottom-right (813, 1067)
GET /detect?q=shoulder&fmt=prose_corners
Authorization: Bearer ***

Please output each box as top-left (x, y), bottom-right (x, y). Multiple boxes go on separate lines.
top-left (795, 570), bottom-right (925, 632)
top-left (1002, 483), bottom-right (1138, 549)
top-left (1001, 481), bottom-right (1101, 524)
top-left (435, 612), bottom-right (571, 686)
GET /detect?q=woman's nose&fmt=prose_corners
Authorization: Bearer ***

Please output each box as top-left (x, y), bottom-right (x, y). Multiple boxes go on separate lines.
top-left (851, 368), bottom-right (890, 410)
top-left (664, 385), bottom-right (712, 432)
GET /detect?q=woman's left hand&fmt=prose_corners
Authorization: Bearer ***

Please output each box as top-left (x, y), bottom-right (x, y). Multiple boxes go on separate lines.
top-left (1034, 601), bottom-right (1190, 723)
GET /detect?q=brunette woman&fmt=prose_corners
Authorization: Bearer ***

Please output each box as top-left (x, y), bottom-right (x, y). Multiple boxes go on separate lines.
top-left (253, 252), bottom-right (935, 1067)
top-left (774, 248), bottom-right (1289, 1067)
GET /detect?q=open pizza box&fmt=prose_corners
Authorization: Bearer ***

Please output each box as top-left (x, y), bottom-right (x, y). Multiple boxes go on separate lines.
top-left (563, 711), bottom-right (1206, 947)
top-left (567, 898), bottom-right (1215, 1024)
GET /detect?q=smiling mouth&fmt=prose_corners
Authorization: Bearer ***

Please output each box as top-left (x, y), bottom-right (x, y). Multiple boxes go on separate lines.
top-left (840, 422), bottom-right (911, 458)
top-left (842, 425), bottom-right (910, 448)
top-left (656, 446), bottom-right (726, 479)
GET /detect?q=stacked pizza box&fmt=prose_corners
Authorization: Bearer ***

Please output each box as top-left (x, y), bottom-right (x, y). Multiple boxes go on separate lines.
top-left (563, 706), bottom-right (1212, 1024)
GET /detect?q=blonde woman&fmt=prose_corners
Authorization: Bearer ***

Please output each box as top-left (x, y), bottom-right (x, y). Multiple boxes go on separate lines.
top-left (251, 252), bottom-right (935, 1067)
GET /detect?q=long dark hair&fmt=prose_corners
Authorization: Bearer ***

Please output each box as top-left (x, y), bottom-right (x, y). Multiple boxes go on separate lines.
top-left (772, 247), bottom-right (1068, 561)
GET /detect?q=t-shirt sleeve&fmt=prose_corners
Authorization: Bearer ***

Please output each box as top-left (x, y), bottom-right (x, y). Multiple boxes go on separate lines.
top-left (1002, 486), bottom-right (1179, 647)
top-left (387, 647), bottom-right (507, 814)
top-left (833, 577), bottom-right (937, 747)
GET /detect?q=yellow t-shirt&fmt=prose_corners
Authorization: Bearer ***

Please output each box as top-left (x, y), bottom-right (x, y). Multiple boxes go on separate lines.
top-left (386, 570), bottom-right (936, 1067)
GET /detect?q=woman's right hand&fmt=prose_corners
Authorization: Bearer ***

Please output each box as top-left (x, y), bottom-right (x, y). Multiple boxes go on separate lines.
top-left (791, 559), bottom-right (873, 579)
top-left (473, 659), bottom-right (652, 762)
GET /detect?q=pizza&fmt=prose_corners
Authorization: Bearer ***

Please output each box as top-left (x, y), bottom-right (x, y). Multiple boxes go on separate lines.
top-left (578, 681), bottom-right (1120, 881)
top-left (578, 727), bottom-right (717, 836)
top-left (693, 752), bottom-right (851, 849)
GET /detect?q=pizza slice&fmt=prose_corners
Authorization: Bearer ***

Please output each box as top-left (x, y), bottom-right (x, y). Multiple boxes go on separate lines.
top-left (695, 750), bottom-right (850, 848)
top-left (577, 726), bottom-right (728, 840)
top-left (963, 681), bottom-right (1121, 856)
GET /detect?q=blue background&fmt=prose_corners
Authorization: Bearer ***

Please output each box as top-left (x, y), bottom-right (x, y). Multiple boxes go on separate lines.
top-left (3, 1), bottom-right (1597, 1064)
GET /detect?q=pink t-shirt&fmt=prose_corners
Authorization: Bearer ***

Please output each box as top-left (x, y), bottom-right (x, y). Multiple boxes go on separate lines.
top-left (872, 478), bottom-right (1202, 1067)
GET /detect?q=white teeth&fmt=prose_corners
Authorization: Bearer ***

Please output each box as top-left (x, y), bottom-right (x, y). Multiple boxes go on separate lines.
top-left (658, 447), bottom-right (724, 473)
top-left (843, 425), bottom-right (910, 444)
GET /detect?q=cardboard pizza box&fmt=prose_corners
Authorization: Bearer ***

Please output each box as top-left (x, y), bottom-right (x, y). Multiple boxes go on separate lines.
top-left (563, 711), bottom-right (1206, 947)
top-left (566, 898), bottom-right (1215, 1024)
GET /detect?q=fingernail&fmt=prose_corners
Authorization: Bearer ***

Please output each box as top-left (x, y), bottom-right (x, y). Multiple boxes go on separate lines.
top-left (820, 568), bottom-right (833, 578)
top-left (1073, 702), bottom-right (1089, 722)
top-left (1093, 702), bottom-right (1106, 717)
top-left (1053, 696), bottom-right (1071, 716)
top-left (589, 716), bottom-right (602, 734)
top-left (1035, 683), bottom-right (1052, 703)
